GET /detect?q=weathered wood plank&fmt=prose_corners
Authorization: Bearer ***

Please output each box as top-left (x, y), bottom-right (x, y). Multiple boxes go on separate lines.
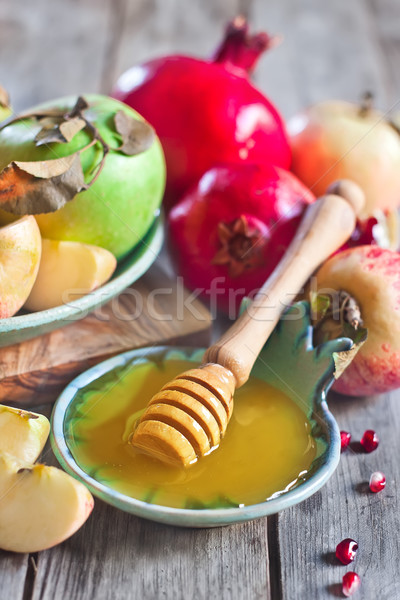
top-left (31, 500), bottom-right (270, 600)
top-left (250, 0), bottom-right (391, 118)
top-left (0, 0), bottom-right (111, 111)
top-left (0, 552), bottom-right (29, 599)
top-left (274, 391), bottom-right (400, 599)
top-left (106, 0), bottom-right (242, 94)
top-left (365, 0), bottom-right (400, 107)
top-left (0, 262), bottom-right (211, 407)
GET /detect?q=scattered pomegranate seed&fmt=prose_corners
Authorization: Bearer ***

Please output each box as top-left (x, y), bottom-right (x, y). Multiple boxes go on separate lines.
top-left (336, 538), bottom-right (358, 565)
top-left (340, 431), bottom-right (351, 451)
top-left (360, 429), bottom-right (379, 453)
top-left (342, 572), bottom-right (361, 597)
top-left (369, 471), bottom-right (386, 493)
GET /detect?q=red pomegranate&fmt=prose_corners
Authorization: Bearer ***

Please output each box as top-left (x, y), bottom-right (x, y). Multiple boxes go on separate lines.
top-left (112, 17), bottom-right (291, 208)
top-left (168, 162), bottom-right (314, 316)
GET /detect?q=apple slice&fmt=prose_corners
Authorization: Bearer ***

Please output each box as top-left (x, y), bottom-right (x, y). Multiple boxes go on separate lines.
top-left (0, 405), bottom-right (50, 463)
top-left (24, 238), bottom-right (117, 312)
top-left (0, 216), bottom-right (42, 318)
top-left (0, 452), bottom-right (94, 553)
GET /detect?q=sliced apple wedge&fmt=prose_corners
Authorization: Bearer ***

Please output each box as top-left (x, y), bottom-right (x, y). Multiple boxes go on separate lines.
top-left (0, 405), bottom-right (50, 463)
top-left (0, 216), bottom-right (42, 318)
top-left (0, 452), bottom-right (94, 553)
top-left (24, 238), bottom-right (117, 312)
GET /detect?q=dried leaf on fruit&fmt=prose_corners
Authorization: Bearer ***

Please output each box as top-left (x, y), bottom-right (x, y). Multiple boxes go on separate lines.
top-left (59, 117), bottom-right (86, 141)
top-left (333, 325), bottom-right (368, 379)
top-left (310, 292), bottom-right (367, 379)
top-left (114, 110), bottom-right (155, 155)
top-left (35, 116), bottom-right (86, 146)
top-left (0, 154), bottom-right (86, 214)
top-left (15, 155), bottom-right (77, 179)
top-left (0, 108), bottom-right (67, 132)
top-left (67, 96), bottom-right (89, 116)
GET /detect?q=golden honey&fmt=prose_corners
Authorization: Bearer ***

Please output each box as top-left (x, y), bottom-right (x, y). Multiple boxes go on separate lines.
top-left (70, 360), bottom-right (316, 509)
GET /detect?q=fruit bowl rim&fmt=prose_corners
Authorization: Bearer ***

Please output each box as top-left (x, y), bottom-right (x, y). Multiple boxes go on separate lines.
top-left (0, 215), bottom-right (164, 344)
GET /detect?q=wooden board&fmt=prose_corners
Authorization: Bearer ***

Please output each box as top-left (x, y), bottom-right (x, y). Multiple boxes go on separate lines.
top-left (0, 261), bottom-right (211, 407)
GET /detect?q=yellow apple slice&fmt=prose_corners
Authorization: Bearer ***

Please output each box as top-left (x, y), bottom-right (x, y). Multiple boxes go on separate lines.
top-left (0, 216), bottom-right (42, 318)
top-left (0, 452), bottom-right (94, 553)
top-left (0, 405), bottom-right (50, 463)
top-left (24, 239), bottom-right (117, 312)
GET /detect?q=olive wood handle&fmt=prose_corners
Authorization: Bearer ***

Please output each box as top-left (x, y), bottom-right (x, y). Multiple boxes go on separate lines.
top-left (203, 180), bottom-right (365, 387)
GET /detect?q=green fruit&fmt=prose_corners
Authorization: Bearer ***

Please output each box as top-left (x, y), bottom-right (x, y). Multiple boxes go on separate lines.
top-left (0, 94), bottom-right (165, 259)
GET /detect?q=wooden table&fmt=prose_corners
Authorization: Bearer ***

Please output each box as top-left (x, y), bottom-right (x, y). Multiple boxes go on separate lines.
top-left (1, 1), bottom-right (400, 598)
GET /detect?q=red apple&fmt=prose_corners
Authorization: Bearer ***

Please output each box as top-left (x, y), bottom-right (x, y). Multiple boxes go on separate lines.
top-left (312, 245), bottom-right (400, 396)
top-left (288, 99), bottom-right (400, 219)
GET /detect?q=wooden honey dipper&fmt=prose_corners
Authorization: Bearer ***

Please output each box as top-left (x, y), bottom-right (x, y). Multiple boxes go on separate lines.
top-left (130, 180), bottom-right (365, 467)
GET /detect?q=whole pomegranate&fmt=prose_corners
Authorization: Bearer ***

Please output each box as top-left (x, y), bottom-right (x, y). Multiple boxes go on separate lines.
top-left (312, 245), bottom-right (400, 396)
top-left (168, 163), bottom-right (315, 315)
top-left (113, 17), bottom-right (291, 208)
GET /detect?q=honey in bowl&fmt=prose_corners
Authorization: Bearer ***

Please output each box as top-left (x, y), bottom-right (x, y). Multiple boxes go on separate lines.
top-left (67, 359), bottom-right (316, 509)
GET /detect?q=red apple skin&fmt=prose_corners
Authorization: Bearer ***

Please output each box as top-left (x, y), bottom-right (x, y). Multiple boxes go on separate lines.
top-left (313, 245), bottom-right (400, 396)
top-left (288, 101), bottom-right (400, 219)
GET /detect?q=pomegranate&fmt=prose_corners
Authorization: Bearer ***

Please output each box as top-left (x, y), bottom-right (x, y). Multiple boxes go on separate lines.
top-left (112, 17), bottom-right (291, 208)
top-left (369, 471), bottom-right (386, 492)
top-left (168, 162), bottom-right (315, 315)
top-left (311, 246), bottom-right (400, 396)
top-left (360, 430), bottom-right (379, 453)
top-left (340, 431), bottom-right (351, 452)
top-left (342, 572), bottom-right (361, 597)
top-left (336, 539), bottom-right (358, 565)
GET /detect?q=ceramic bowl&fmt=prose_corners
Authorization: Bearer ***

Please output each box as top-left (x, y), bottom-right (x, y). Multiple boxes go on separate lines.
top-left (51, 302), bottom-right (354, 527)
top-left (0, 215), bottom-right (164, 348)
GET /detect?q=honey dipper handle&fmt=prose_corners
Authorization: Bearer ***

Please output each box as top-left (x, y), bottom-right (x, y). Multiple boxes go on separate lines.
top-left (203, 179), bottom-right (365, 388)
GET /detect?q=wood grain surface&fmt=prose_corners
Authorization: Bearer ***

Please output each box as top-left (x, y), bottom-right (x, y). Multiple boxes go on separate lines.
top-left (1, 0), bottom-right (400, 599)
top-left (0, 264), bottom-right (211, 406)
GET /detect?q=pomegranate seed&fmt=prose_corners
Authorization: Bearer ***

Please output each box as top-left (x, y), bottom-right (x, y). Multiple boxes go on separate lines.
top-left (369, 471), bottom-right (386, 493)
top-left (336, 538), bottom-right (358, 565)
top-left (342, 572), bottom-right (361, 597)
top-left (360, 429), bottom-right (379, 453)
top-left (340, 431), bottom-right (351, 451)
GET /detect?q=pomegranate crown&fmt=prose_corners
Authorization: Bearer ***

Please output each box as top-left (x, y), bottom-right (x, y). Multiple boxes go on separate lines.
top-left (212, 16), bottom-right (282, 74)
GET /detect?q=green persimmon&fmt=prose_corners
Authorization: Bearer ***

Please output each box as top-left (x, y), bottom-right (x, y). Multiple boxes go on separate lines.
top-left (0, 94), bottom-right (165, 259)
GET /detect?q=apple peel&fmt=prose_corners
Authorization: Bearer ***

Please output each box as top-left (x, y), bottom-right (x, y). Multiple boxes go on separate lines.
top-left (0, 404), bottom-right (94, 553)
top-left (0, 405), bottom-right (50, 463)
top-left (114, 109), bottom-right (155, 155)
top-left (0, 452), bottom-right (94, 553)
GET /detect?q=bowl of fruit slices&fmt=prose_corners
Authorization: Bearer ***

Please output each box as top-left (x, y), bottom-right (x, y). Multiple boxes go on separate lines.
top-left (0, 93), bottom-right (165, 347)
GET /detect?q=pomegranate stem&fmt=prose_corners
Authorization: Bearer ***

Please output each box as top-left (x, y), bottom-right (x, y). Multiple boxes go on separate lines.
top-left (211, 16), bottom-right (281, 74)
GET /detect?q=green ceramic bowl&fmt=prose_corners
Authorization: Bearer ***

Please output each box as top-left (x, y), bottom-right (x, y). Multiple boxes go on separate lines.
top-left (51, 302), bottom-right (353, 528)
top-left (0, 215), bottom-right (164, 348)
